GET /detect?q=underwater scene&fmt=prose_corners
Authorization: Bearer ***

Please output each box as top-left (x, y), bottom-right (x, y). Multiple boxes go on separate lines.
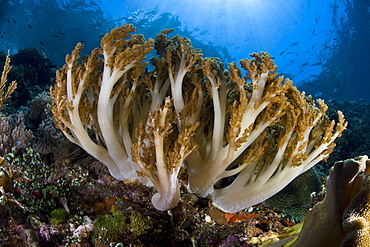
top-left (0, 0), bottom-right (369, 246)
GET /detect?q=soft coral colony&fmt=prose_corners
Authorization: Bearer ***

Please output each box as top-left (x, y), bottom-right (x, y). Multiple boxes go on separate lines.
top-left (50, 24), bottom-right (347, 213)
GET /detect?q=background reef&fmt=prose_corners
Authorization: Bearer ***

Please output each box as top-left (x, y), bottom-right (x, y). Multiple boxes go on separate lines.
top-left (1, 0), bottom-right (370, 246)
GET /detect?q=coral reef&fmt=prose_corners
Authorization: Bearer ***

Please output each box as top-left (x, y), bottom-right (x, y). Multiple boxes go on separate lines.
top-left (50, 24), bottom-right (346, 212)
top-left (5, 147), bottom-right (89, 214)
top-left (2, 19), bottom-right (366, 247)
top-left (1, 133), bottom-right (368, 246)
top-left (263, 167), bottom-right (321, 220)
top-left (27, 91), bottom-right (52, 128)
top-left (32, 116), bottom-right (63, 155)
top-left (0, 112), bottom-right (33, 156)
top-left (1, 148), bottom-right (297, 246)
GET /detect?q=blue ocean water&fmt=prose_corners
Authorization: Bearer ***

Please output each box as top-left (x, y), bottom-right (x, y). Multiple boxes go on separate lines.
top-left (0, 0), bottom-right (369, 102)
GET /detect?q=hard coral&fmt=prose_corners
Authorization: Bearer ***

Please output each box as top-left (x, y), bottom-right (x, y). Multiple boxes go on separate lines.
top-left (0, 112), bottom-right (33, 156)
top-left (291, 156), bottom-right (368, 247)
top-left (49, 208), bottom-right (69, 225)
top-left (263, 156), bottom-right (370, 247)
top-left (28, 91), bottom-right (52, 127)
top-left (92, 210), bottom-right (153, 245)
top-left (341, 180), bottom-right (370, 246)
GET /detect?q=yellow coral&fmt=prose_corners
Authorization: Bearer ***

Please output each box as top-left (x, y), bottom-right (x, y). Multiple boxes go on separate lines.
top-left (0, 54), bottom-right (17, 111)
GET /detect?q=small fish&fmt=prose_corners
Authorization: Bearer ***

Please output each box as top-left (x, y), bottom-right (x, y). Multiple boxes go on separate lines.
top-left (13, 20), bottom-right (16, 24)
top-left (311, 62), bottom-right (322, 66)
top-left (301, 62), bottom-right (309, 67)
top-left (98, 33), bottom-right (104, 38)
top-left (58, 32), bottom-right (64, 36)
top-left (7, 19), bottom-right (10, 24)
top-left (312, 45), bottom-right (315, 50)
top-left (312, 29), bottom-right (315, 35)
top-left (52, 34), bottom-right (60, 37)
top-left (28, 24), bottom-right (32, 29)
top-left (279, 51), bottom-right (285, 56)
top-left (39, 41), bottom-right (44, 46)
top-left (290, 41), bottom-right (299, 46)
